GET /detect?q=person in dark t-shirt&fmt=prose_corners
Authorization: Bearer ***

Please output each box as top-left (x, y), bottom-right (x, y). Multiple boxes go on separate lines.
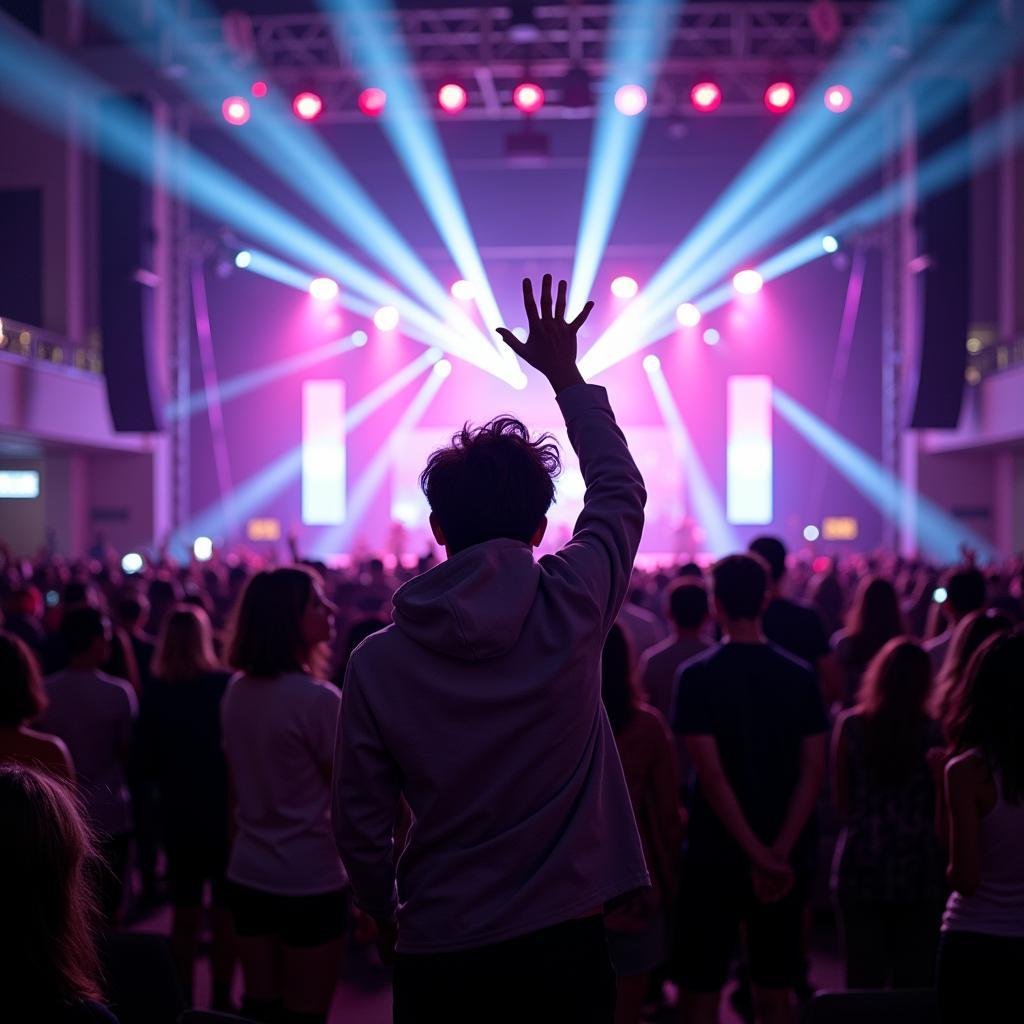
top-left (672, 553), bottom-right (828, 1024)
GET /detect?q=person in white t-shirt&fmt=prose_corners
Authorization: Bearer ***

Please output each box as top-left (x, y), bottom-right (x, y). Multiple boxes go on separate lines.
top-left (221, 566), bottom-right (345, 1024)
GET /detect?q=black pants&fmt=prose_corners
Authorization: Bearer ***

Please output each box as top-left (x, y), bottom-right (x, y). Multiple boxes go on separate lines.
top-left (838, 901), bottom-right (942, 989)
top-left (936, 929), bottom-right (1024, 1024)
top-left (393, 915), bottom-right (615, 1024)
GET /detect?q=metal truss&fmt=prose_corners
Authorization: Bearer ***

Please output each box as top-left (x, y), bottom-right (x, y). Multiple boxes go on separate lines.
top-left (157, 2), bottom-right (907, 121)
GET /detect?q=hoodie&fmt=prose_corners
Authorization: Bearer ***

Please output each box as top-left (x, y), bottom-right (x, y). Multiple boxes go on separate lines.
top-left (332, 382), bottom-right (650, 953)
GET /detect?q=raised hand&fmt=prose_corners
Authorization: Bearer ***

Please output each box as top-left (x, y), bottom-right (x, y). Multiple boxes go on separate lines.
top-left (496, 274), bottom-right (594, 394)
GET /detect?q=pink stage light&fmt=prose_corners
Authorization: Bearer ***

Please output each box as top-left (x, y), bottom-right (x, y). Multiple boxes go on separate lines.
top-left (373, 305), bottom-right (400, 331)
top-left (293, 91), bottom-right (324, 121)
top-left (438, 83), bottom-right (468, 114)
top-left (691, 82), bottom-right (722, 112)
top-left (309, 277), bottom-right (339, 301)
top-left (358, 87), bottom-right (387, 116)
top-left (450, 279), bottom-right (475, 301)
top-left (221, 97), bottom-right (250, 126)
top-left (513, 82), bottom-right (545, 114)
top-left (676, 302), bottom-right (701, 327)
top-left (251, 81), bottom-right (268, 99)
top-left (764, 81), bottom-right (795, 113)
top-left (824, 84), bottom-right (852, 113)
top-left (610, 275), bottom-right (639, 299)
top-left (732, 269), bottom-right (764, 295)
top-left (614, 84), bottom-right (648, 116)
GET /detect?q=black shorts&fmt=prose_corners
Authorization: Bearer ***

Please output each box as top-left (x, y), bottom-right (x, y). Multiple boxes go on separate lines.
top-left (165, 841), bottom-right (229, 908)
top-left (673, 862), bottom-right (807, 992)
top-left (226, 881), bottom-right (350, 948)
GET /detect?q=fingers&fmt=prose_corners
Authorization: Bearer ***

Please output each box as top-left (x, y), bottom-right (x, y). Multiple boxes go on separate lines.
top-left (495, 328), bottom-right (519, 349)
top-left (540, 273), bottom-right (553, 319)
top-left (555, 279), bottom-right (567, 320)
top-left (570, 300), bottom-right (595, 331)
top-left (522, 278), bottom-right (539, 325)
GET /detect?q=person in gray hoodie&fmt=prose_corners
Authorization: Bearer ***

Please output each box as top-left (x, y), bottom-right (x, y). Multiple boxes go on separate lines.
top-left (333, 275), bottom-right (651, 1022)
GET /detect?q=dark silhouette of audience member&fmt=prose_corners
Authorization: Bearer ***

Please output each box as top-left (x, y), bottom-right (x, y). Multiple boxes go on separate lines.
top-left (331, 615), bottom-right (388, 691)
top-left (638, 578), bottom-right (711, 722)
top-left (114, 588), bottom-right (156, 688)
top-left (135, 604), bottom-right (235, 1008)
top-left (334, 276), bottom-right (647, 1024)
top-left (807, 563), bottom-right (844, 639)
top-left (2, 586), bottom-right (46, 652)
top-left (832, 577), bottom-right (906, 708)
top-left (0, 629), bottom-right (74, 781)
top-left (0, 763), bottom-right (119, 1022)
top-left (924, 566), bottom-right (987, 671)
top-left (938, 628), bottom-right (1024, 1023)
top-left (934, 609), bottom-right (1012, 736)
top-left (222, 567), bottom-right (345, 1024)
top-left (673, 553), bottom-right (828, 1024)
top-left (37, 606), bottom-right (137, 921)
top-left (831, 638), bottom-right (944, 988)
top-left (749, 535), bottom-right (841, 705)
top-left (601, 624), bottom-right (684, 1024)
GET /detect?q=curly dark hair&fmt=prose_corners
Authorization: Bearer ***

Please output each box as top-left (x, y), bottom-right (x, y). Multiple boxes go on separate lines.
top-left (420, 416), bottom-right (561, 554)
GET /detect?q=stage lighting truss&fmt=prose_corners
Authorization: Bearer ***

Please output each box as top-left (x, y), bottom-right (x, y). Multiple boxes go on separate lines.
top-left (131, 4), bottom-right (906, 123)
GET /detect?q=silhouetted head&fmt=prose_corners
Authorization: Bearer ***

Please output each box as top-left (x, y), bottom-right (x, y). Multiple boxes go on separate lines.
top-left (0, 631), bottom-right (46, 728)
top-left (712, 554), bottom-right (770, 624)
top-left (749, 535), bottom-right (787, 585)
top-left (666, 579), bottom-right (709, 632)
top-left (420, 416), bottom-right (561, 555)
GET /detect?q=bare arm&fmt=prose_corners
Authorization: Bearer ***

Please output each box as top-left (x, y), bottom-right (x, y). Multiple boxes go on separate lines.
top-left (945, 754), bottom-right (983, 896)
top-left (772, 734), bottom-right (827, 860)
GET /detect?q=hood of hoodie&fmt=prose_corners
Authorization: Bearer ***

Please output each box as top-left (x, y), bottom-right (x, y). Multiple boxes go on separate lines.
top-left (392, 538), bottom-right (541, 660)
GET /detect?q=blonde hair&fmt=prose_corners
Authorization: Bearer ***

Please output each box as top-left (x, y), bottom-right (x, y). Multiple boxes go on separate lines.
top-left (151, 604), bottom-right (219, 681)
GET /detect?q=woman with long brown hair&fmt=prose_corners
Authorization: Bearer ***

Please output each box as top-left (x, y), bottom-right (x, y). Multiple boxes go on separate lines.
top-left (832, 577), bottom-right (906, 708)
top-left (221, 566), bottom-right (346, 1024)
top-left (0, 763), bottom-right (117, 1021)
top-left (0, 629), bottom-right (74, 781)
top-left (135, 604), bottom-right (235, 1009)
top-left (831, 637), bottom-right (945, 988)
top-left (938, 629), bottom-right (1024, 1023)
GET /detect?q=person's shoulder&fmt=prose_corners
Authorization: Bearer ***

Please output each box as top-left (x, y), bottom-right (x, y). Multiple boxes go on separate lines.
top-left (633, 702), bottom-right (671, 734)
top-left (293, 672), bottom-right (342, 707)
top-left (95, 670), bottom-right (137, 702)
top-left (61, 999), bottom-right (119, 1023)
top-left (675, 644), bottom-right (718, 682)
top-left (764, 641), bottom-right (815, 676)
top-left (946, 748), bottom-right (986, 781)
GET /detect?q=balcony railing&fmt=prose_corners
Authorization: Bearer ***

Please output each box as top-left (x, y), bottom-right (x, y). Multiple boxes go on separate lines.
top-left (0, 317), bottom-right (102, 375)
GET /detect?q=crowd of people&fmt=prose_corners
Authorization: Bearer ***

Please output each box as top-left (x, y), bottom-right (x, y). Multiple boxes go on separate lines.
top-left (0, 277), bottom-right (1022, 1024)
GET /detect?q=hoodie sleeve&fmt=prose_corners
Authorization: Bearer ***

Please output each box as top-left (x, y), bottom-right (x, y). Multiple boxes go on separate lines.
top-left (548, 382), bottom-right (647, 635)
top-left (332, 657), bottom-right (402, 923)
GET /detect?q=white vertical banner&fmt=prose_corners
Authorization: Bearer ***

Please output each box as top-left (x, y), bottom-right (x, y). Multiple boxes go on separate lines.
top-left (302, 380), bottom-right (346, 525)
top-left (727, 375), bottom-right (773, 525)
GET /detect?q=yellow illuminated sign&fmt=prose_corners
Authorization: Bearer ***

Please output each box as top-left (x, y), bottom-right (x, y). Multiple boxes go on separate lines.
top-left (246, 517), bottom-right (281, 542)
top-left (822, 516), bottom-right (858, 541)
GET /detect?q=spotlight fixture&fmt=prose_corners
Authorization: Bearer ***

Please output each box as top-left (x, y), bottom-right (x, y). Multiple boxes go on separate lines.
top-left (508, 1), bottom-right (540, 43)
top-left (803, 525), bottom-right (820, 542)
top-left (433, 358), bottom-right (453, 379)
top-left (642, 354), bottom-right (661, 373)
top-left (703, 328), bottom-right (721, 346)
top-left (358, 87), bottom-right (387, 117)
top-left (251, 81), bottom-right (268, 99)
top-left (351, 330), bottom-right (368, 348)
top-left (193, 536), bottom-right (214, 561)
top-left (690, 81), bottom-right (722, 112)
top-left (513, 82), bottom-right (545, 114)
top-left (824, 84), bottom-right (852, 113)
top-left (293, 91), bottom-right (323, 121)
top-left (821, 235), bottom-right (839, 253)
top-left (675, 302), bottom-right (701, 327)
top-left (438, 83), bottom-right (468, 114)
top-left (309, 277), bottom-right (339, 301)
top-left (121, 552), bottom-right (144, 574)
top-left (732, 269), bottom-right (764, 295)
top-left (610, 275), bottom-right (639, 299)
top-left (221, 96), bottom-right (250, 125)
top-left (450, 279), bottom-right (475, 301)
top-left (764, 81), bottom-right (796, 113)
top-left (373, 305), bottom-right (400, 331)
top-left (234, 250), bottom-right (252, 269)
top-left (614, 84), bottom-right (648, 116)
